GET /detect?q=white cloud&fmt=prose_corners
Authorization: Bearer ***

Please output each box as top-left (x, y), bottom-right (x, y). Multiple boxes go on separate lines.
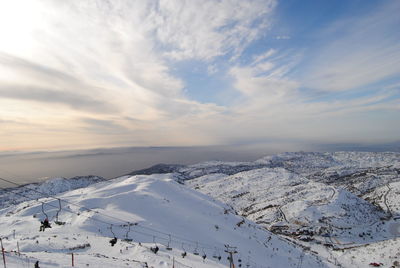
top-left (207, 64), bottom-right (218, 75)
top-left (302, 1), bottom-right (400, 91)
top-left (0, 0), bottom-right (398, 151)
top-left (275, 35), bottom-right (290, 40)
top-left (150, 0), bottom-right (276, 61)
top-left (0, 0), bottom-right (279, 150)
top-left (224, 46), bottom-right (400, 144)
top-left (229, 48), bottom-right (299, 103)
top-left (251, 49), bottom-right (276, 65)
top-left (229, 65), bottom-right (297, 102)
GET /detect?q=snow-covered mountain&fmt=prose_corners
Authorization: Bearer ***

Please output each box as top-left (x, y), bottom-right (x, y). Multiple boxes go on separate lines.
top-left (1, 151), bottom-right (399, 267)
top-left (183, 152), bottom-right (400, 267)
top-left (0, 172), bottom-right (329, 267)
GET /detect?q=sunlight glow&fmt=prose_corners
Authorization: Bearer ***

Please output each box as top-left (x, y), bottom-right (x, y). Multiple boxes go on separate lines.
top-left (0, 1), bottom-right (41, 56)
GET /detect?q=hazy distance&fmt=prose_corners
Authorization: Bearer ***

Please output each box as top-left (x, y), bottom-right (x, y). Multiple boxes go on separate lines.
top-left (1, 141), bottom-right (399, 188)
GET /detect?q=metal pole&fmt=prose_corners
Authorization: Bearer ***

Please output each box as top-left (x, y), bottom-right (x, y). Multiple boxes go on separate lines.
top-left (0, 238), bottom-right (6, 268)
top-left (229, 252), bottom-right (234, 268)
top-left (17, 242), bottom-right (20, 256)
top-left (225, 245), bottom-right (237, 268)
top-left (72, 253), bottom-right (74, 267)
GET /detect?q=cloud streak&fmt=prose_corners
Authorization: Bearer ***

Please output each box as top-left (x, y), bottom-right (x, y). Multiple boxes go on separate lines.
top-left (300, 1), bottom-right (400, 92)
top-left (151, 0), bottom-right (276, 60)
top-left (0, 85), bottom-right (116, 112)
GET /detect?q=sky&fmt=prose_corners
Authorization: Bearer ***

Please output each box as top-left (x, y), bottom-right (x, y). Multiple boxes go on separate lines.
top-left (0, 0), bottom-right (399, 152)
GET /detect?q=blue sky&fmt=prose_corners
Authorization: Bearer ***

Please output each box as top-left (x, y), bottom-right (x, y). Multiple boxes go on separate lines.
top-left (0, 0), bottom-right (399, 151)
top-left (178, 0), bottom-right (395, 101)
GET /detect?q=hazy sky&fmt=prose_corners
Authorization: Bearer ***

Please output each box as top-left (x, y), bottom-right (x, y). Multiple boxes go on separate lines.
top-left (0, 0), bottom-right (399, 152)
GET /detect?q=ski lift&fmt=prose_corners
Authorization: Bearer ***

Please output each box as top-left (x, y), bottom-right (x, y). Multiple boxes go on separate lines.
top-left (39, 202), bottom-right (52, 231)
top-left (54, 199), bottom-right (66, 225)
top-left (150, 236), bottom-right (159, 254)
top-left (193, 242), bottom-right (199, 255)
top-left (246, 255), bottom-right (251, 268)
top-left (109, 237), bottom-right (117, 247)
top-left (108, 224), bottom-right (117, 246)
top-left (108, 224), bottom-right (116, 237)
top-left (202, 248), bottom-right (207, 261)
top-left (212, 247), bottom-right (222, 261)
top-left (124, 222), bottom-right (133, 242)
top-left (181, 243), bottom-right (187, 258)
top-left (125, 222), bottom-right (131, 239)
top-left (150, 245), bottom-right (159, 254)
top-left (41, 202), bottom-right (49, 219)
top-left (166, 234), bottom-right (172, 250)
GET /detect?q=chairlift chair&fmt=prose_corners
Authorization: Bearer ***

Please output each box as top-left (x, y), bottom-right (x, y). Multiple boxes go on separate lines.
top-left (150, 236), bottom-right (159, 254)
top-left (39, 202), bottom-right (52, 231)
top-left (109, 237), bottom-right (118, 247)
top-left (181, 243), bottom-right (187, 258)
top-left (166, 234), bottom-right (172, 250)
top-left (41, 202), bottom-right (49, 219)
top-left (54, 199), bottom-right (66, 225)
top-left (212, 247), bottom-right (222, 261)
top-left (246, 255), bottom-right (251, 268)
top-left (201, 248), bottom-right (207, 260)
top-left (193, 242), bottom-right (199, 255)
top-left (108, 224), bottom-right (116, 237)
top-left (108, 224), bottom-right (118, 246)
top-left (124, 222), bottom-right (133, 242)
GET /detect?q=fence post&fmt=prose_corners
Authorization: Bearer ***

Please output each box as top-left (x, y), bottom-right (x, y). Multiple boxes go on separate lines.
top-left (17, 242), bottom-right (20, 256)
top-left (0, 238), bottom-right (6, 268)
top-left (71, 252), bottom-right (74, 267)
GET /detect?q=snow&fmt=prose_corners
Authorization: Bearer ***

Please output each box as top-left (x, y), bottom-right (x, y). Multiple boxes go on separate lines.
top-left (1, 151), bottom-right (399, 267)
top-left (184, 151), bottom-right (400, 267)
top-left (0, 173), bottom-right (330, 267)
top-left (0, 176), bottom-right (105, 209)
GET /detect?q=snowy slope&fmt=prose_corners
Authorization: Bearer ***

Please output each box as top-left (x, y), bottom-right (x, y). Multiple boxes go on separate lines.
top-left (0, 176), bottom-right (106, 210)
top-left (183, 152), bottom-right (400, 267)
top-left (256, 151), bottom-right (400, 175)
top-left (0, 174), bottom-right (330, 268)
top-left (186, 168), bottom-right (389, 237)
